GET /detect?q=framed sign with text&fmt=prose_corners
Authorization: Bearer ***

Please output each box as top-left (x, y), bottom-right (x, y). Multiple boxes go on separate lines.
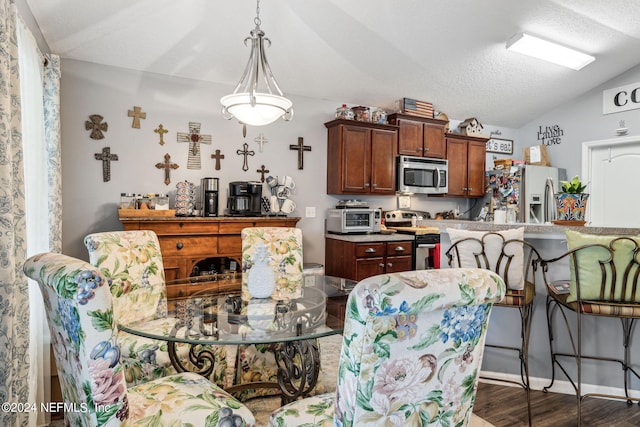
top-left (486, 138), bottom-right (513, 154)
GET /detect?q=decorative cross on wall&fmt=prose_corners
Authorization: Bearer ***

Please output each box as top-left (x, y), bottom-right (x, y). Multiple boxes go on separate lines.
top-left (256, 165), bottom-right (270, 182)
top-left (289, 137), bottom-right (312, 169)
top-left (155, 153), bottom-right (180, 185)
top-left (211, 149), bottom-right (225, 170)
top-left (254, 133), bottom-right (268, 152)
top-left (94, 146), bottom-right (118, 182)
top-left (127, 106), bottom-right (146, 129)
top-left (154, 124), bottom-right (168, 145)
top-left (177, 122), bottom-right (212, 169)
top-left (85, 114), bottom-right (108, 140)
top-left (236, 142), bottom-right (255, 171)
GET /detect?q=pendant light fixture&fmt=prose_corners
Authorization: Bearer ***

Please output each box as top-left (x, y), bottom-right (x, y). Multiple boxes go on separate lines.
top-left (221, 0), bottom-right (293, 126)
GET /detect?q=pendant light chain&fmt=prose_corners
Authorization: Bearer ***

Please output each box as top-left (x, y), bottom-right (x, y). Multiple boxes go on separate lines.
top-left (254, 0), bottom-right (261, 28)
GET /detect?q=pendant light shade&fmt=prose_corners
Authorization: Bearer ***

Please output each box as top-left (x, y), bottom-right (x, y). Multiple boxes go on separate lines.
top-left (221, 1), bottom-right (293, 126)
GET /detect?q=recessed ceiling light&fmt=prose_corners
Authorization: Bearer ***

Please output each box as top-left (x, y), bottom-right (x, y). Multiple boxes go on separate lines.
top-left (506, 32), bottom-right (595, 71)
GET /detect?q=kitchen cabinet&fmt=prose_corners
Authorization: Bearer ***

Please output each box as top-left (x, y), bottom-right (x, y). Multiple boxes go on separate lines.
top-left (324, 237), bottom-right (413, 281)
top-left (388, 113), bottom-right (447, 159)
top-left (325, 119), bottom-right (399, 195)
top-left (445, 133), bottom-right (487, 198)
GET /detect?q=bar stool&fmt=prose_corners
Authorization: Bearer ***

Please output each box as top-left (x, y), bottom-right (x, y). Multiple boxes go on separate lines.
top-left (446, 228), bottom-right (540, 426)
top-left (541, 230), bottom-right (640, 426)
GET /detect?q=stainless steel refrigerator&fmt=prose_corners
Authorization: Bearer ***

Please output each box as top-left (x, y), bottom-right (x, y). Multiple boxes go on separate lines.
top-left (481, 165), bottom-right (567, 223)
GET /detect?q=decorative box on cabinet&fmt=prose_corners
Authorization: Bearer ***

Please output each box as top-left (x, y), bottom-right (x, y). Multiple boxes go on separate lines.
top-left (325, 119), bottom-right (399, 195)
top-left (324, 237), bottom-right (413, 282)
top-left (119, 216), bottom-right (300, 292)
top-left (445, 133), bottom-right (487, 198)
top-left (388, 113), bottom-right (447, 159)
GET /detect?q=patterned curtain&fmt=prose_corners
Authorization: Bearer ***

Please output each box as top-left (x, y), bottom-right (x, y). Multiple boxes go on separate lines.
top-left (0, 0), bottom-right (30, 426)
top-left (43, 54), bottom-right (62, 252)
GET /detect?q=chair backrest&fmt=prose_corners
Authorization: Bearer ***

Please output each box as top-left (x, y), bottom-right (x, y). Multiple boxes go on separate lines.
top-left (24, 253), bottom-right (129, 426)
top-left (446, 228), bottom-right (540, 291)
top-left (334, 268), bottom-right (506, 426)
top-left (84, 230), bottom-right (167, 324)
top-left (241, 227), bottom-right (303, 299)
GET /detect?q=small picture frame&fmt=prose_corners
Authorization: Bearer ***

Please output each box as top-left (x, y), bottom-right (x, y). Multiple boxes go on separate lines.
top-left (486, 138), bottom-right (514, 154)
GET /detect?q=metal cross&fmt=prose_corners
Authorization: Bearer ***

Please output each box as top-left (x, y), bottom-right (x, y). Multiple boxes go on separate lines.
top-left (154, 124), bottom-right (168, 145)
top-left (127, 106), bottom-right (146, 129)
top-left (155, 153), bottom-right (180, 185)
top-left (211, 149), bottom-right (225, 170)
top-left (289, 137), bottom-right (312, 170)
top-left (254, 133), bottom-right (268, 152)
top-left (177, 122), bottom-right (212, 169)
top-left (236, 142), bottom-right (255, 171)
top-left (256, 164), bottom-right (270, 182)
top-left (85, 114), bottom-right (108, 140)
top-left (94, 146), bottom-right (118, 182)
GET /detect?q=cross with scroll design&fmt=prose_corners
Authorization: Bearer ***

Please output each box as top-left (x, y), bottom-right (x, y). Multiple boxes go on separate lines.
top-left (94, 146), bottom-right (118, 182)
top-left (177, 122), bottom-right (212, 169)
top-left (256, 165), bottom-right (270, 182)
top-left (254, 133), bottom-right (268, 152)
top-left (127, 106), bottom-right (146, 129)
top-left (236, 142), bottom-right (255, 171)
top-left (289, 137), bottom-right (312, 170)
top-left (85, 114), bottom-right (108, 140)
top-left (211, 149), bottom-right (225, 170)
top-left (155, 153), bottom-right (179, 185)
top-left (154, 124), bottom-right (168, 145)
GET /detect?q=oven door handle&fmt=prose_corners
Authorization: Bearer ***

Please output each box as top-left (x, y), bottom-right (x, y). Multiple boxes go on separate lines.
top-left (417, 243), bottom-right (437, 249)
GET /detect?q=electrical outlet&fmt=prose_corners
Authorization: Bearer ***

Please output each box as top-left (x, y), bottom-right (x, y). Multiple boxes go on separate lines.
top-left (305, 207), bottom-right (316, 218)
top-left (398, 195), bottom-right (411, 209)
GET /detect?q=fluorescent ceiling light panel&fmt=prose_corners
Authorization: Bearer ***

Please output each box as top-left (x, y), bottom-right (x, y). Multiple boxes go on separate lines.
top-left (506, 32), bottom-right (595, 70)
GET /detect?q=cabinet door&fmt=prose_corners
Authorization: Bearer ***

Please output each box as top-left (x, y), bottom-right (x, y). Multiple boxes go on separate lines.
top-left (467, 140), bottom-right (486, 197)
top-left (397, 119), bottom-right (423, 156)
top-left (341, 126), bottom-right (371, 193)
top-left (385, 256), bottom-right (413, 273)
top-left (446, 138), bottom-right (469, 197)
top-left (355, 257), bottom-right (385, 281)
top-left (423, 122), bottom-right (446, 159)
top-left (370, 129), bottom-right (398, 194)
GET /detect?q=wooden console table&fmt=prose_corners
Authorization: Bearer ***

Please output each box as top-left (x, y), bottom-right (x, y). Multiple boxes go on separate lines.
top-left (119, 216), bottom-right (300, 291)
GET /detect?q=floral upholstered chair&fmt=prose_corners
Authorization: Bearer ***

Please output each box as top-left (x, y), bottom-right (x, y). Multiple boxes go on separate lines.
top-left (84, 230), bottom-right (227, 387)
top-left (234, 227), bottom-right (305, 400)
top-left (269, 268), bottom-right (506, 427)
top-left (23, 252), bottom-right (255, 427)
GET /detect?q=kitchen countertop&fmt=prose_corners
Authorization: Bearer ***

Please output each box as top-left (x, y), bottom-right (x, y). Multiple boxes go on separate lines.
top-left (325, 232), bottom-right (415, 242)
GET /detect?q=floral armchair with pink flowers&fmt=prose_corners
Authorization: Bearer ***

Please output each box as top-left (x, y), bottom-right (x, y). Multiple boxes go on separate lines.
top-left (84, 230), bottom-right (227, 387)
top-left (23, 252), bottom-right (255, 427)
top-left (269, 268), bottom-right (506, 427)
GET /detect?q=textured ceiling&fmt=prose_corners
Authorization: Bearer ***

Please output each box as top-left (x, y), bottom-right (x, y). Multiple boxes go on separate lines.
top-left (25, 0), bottom-right (640, 128)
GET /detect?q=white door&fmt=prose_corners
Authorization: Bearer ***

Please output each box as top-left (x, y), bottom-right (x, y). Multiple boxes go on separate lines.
top-left (582, 136), bottom-right (640, 227)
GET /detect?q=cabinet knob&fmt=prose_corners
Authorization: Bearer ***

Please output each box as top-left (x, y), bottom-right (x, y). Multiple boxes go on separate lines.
top-left (424, 147), bottom-right (429, 152)
top-left (394, 246), bottom-right (405, 252)
top-left (176, 242), bottom-right (183, 250)
top-left (379, 263), bottom-right (385, 269)
top-left (365, 247), bottom-right (376, 253)
top-left (387, 262), bottom-right (393, 268)
top-left (364, 183), bottom-right (370, 187)
top-left (371, 183), bottom-right (377, 188)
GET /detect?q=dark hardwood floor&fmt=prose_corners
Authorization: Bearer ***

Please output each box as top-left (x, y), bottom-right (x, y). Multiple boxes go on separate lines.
top-left (474, 382), bottom-right (640, 426)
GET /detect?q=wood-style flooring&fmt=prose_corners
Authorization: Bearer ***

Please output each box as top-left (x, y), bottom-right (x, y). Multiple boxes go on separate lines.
top-left (473, 382), bottom-right (640, 427)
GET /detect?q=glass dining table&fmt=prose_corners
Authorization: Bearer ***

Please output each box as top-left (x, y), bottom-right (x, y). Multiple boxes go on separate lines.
top-left (118, 273), bottom-right (356, 403)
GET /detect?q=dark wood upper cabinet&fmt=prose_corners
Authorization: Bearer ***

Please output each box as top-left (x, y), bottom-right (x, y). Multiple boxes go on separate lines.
top-left (388, 113), bottom-right (447, 159)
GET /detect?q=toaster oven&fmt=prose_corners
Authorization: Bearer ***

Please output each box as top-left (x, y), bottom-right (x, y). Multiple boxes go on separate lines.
top-left (326, 208), bottom-right (382, 234)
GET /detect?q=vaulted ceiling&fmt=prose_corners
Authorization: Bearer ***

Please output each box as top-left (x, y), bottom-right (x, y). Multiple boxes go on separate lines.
top-left (25, 0), bottom-right (640, 128)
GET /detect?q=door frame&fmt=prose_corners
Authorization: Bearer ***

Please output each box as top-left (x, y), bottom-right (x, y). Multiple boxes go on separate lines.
top-left (582, 135), bottom-right (640, 223)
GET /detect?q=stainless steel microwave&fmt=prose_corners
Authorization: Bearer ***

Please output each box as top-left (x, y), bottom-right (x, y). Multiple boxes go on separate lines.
top-left (396, 155), bottom-right (448, 194)
top-left (326, 208), bottom-right (382, 234)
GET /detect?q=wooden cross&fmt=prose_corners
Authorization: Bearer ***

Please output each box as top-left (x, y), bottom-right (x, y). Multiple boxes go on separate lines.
top-left (155, 153), bottom-right (180, 185)
top-left (154, 124), bottom-right (168, 145)
top-left (94, 146), bottom-right (118, 182)
top-left (254, 133), bottom-right (268, 152)
top-left (256, 164), bottom-right (270, 182)
top-left (289, 137), bottom-right (312, 170)
top-left (211, 149), bottom-right (225, 170)
top-left (177, 122), bottom-right (212, 169)
top-left (127, 106), bottom-right (146, 129)
top-left (236, 142), bottom-right (255, 171)
top-left (85, 114), bottom-right (108, 140)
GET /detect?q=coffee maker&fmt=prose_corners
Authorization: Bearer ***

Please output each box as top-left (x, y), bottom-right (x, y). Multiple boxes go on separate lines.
top-left (228, 181), bottom-right (262, 216)
top-left (201, 177), bottom-right (219, 217)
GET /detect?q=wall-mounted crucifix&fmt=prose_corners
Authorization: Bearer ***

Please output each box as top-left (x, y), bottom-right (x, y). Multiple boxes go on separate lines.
top-left (236, 142), bottom-right (255, 171)
top-left (155, 153), bottom-right (179, 185)
top-left (154, 124), bottom-right (168, 145)
top-left (211, 149), bottom-right (225, 170)
top-left (127, 106), bottom-right (146, 129)
top-left (256, 164), bottom-right (270, 182)
top-left (85, 114), bottom-right (108, 140)
top-left (94, 146), bottom-right (118, 182)
top-left (289, 137), bottom-right (311, 169)
top-left (254, 133), bottom-right (268, 152)
top-left (177, 122), bottom-right (212, 169)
